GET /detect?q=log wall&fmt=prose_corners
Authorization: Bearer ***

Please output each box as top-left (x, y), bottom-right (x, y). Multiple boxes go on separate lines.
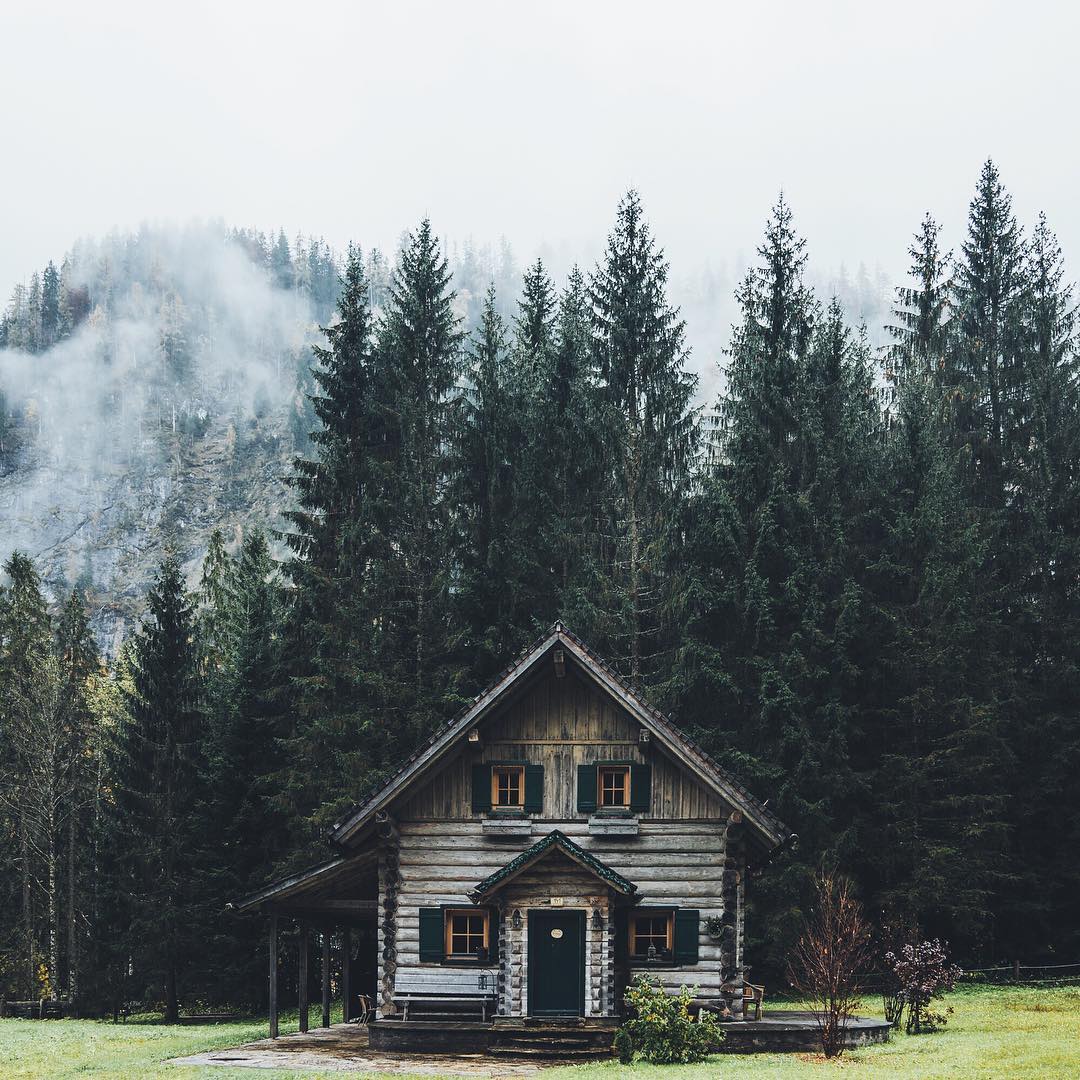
top-left (383, 666), bottom-right (745, 1017)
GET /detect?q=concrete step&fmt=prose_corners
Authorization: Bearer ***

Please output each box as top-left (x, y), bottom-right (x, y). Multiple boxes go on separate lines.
top-left (488, 1045), bottom-right (612, 1060)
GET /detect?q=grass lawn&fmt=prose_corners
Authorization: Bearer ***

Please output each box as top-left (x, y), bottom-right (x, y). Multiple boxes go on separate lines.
top-left (0, 985), bottom-right (1078, 1079)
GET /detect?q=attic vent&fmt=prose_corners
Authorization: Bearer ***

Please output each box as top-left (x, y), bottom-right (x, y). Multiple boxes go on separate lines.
top-left (553, 649), bottom-right (566, 678)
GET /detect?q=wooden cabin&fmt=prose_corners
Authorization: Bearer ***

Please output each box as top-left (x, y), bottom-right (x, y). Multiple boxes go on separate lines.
top-left (235, 624), bottom-right (792, 1050)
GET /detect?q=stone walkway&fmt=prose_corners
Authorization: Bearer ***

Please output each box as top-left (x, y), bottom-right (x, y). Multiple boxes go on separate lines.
top-left (170, 1024), bottom-right (577, 1076)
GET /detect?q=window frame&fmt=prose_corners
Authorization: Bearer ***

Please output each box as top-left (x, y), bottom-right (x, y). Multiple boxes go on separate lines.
top-left (598, 764), bottom-right (631, 808)
top-left (443, 907), bottom-right (491, 960)
top-left (629, 909), bottom-right (674, 960)
top-left (491, 764), bottom-right (526, 809)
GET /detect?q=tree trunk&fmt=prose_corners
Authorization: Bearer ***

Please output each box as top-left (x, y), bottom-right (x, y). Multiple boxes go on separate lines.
top-left (21, 815), bottom-right (35, 995)
top-left (164, 960), bottom-right (179, 1023)
top-left (67, 806), bottom-right (78, 1001)
top-left (47, 803), bottom-right (58, 997)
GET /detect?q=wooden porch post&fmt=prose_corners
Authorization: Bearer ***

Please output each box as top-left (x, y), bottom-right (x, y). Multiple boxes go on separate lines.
top-left (269, 914), bottom-right (279, 1039)
top-left (298, 921), bottom-right (309, 1033)
top-left (341, 926), bottom-right (352, 1022)
top-left (321, 928), bottom-right (331, 1029)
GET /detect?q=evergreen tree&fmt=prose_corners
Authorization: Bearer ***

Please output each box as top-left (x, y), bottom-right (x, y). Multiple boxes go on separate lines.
top-left (885, 213), bottom-right (951, 391)
top-left (194, 531), bottom-right (284, 1004)
top-left (367, 218), bottom-right (465, 721)
top-left (54, 589), bottom-right (100, 1002)
top-left (999, 212), bottom-right (1080, 956)
top-left (0, 554), bottom-right (55, 996)
top-left (588, 191), bottom-right (698, 687)
top-left (279, 245), bottom-right (384, 840)
top-left (542, 267), bottom-right (604, 623)
top-left (863, 373), bottom-right (1011, 952)
top-left (454, 286), bottom-right (538, 681)
top-left (105, 556), bottom-right (203, 1020)
top-left (676, 200), bottom-right (877, 969)
top-left (40, 261), bottom-right (61, 348)
top-left (950, 160), bottom-right (1027, 506)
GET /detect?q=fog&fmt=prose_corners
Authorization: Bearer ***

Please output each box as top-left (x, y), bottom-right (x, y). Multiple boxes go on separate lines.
top-left (4, 1), bottom-right (1078, 303)
top-left (0, 224), bottom-right (317, 646)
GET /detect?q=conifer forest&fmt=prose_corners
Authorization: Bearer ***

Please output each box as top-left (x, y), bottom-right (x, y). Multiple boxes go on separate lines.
top-left (2, 163), bottom-right (1079, 1016)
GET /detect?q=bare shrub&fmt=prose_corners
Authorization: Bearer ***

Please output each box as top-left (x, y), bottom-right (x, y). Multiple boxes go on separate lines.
top-left (788, 871), bottom-right (873, 1058)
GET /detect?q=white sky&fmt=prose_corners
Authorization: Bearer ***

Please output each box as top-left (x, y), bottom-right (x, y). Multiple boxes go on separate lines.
top-left (3, 0), bottom-right (1078, 293)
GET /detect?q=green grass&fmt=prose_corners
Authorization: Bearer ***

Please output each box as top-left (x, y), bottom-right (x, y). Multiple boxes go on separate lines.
top-left (0, 985), bottom-right (1078, 1079)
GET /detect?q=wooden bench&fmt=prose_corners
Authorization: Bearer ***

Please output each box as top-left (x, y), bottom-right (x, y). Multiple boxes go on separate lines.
top-left (392, 968), bottom-right (497, 1022)
top-left (0, 998), bottom-right (71, 1019)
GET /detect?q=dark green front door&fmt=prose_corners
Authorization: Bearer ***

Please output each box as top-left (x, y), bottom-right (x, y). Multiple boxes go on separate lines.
top-left (528, 910), bottom-right (585, 1016)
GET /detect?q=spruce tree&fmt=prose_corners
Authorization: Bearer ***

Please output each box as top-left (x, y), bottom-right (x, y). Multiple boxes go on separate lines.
top-left (368, 219), bottom-right (465, 729)
top-left (885, 213), bottom-right (951, 391)
top-left (105, 556), bottom-right (203, 1021)
top-left (54, 589), bottom-right (100, 1001)
top-left (279, 245), bottom-right (385, 840)
top-left (588, 191), bottom-right (698, 688)
top-left (950, 160), bottom-right (1027, 506)
top-left (454, 286), bottom-right (539, 681)
top-left (40, 261), bottom-right (61, 349)
top-left (1000, 213), bottom-right (1080, 956)
top-left (194, 531), bottom-right (285, 1004)
top-left (864, 374), bottom-right (1011, 951)
top-left (0, 553), bottom-right (55, 995)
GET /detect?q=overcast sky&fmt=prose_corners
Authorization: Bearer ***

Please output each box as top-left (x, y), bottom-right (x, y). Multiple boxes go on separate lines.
top-left (3, 0), bottom-right (1077, 296)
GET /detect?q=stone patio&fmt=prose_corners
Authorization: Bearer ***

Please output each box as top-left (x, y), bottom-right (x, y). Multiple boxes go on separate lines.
top-left (169, 1023), bottom-right (581, 1075)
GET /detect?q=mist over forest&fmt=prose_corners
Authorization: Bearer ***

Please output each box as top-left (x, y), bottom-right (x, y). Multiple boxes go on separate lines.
top-left (0, 211), bottom-right (894, 653)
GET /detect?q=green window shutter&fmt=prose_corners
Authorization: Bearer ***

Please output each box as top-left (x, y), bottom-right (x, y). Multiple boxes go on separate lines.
top-left (630, 764), bottom-right (652, 813)
top-left (577, 763), bottom-right (597, 813)
top-left (419, 908), bottom-right (444, 963)
top-left (674, 909), bottom-right (700, 965)
top-left (471, 764), bottom-right (491, 814)
top-left (524, 765), bottom-right (544, 812)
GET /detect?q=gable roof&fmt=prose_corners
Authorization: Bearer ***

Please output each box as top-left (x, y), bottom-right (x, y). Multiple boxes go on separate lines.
top-left (330, 623), bottom-right (791, 852)
top-left (469, 829), bottom-right (636, 902)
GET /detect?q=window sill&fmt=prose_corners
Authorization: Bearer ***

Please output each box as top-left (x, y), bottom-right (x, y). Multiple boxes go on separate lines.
top-left (482, 815), bottom-right (533, 837)
top-left (588, 814), bottom-right (639, 836)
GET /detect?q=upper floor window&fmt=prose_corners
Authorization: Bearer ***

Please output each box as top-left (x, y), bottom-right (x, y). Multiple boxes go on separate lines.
top-left (599, 765), bottom-right (630, 807)
top-left (492, 765), bottom-right (524, 808)
top-left (576, 762), bottom-right (651, 814)
top-left (472, 763), bottom-right (543, 814)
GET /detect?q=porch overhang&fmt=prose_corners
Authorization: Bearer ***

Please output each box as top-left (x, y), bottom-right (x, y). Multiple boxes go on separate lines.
top-left (229, 849), bottom-right (379, 917)
top-left (468, 829), bottom-right (637, 903)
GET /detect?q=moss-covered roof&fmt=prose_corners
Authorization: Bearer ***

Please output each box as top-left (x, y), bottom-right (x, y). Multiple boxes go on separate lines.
top-left (468, 829), bottom-right (637, 901)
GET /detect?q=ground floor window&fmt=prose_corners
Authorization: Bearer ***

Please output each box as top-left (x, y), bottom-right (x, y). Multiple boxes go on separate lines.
top-left (629, 910), bottom-right (673, 959)
top-left (445, 908), bottom-right (490, 959)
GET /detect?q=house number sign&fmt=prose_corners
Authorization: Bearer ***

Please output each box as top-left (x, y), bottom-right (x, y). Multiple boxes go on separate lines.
top-left (551, 928), bottom-right (564, 939)
top-left (550, 897), bottom-right (564, 906)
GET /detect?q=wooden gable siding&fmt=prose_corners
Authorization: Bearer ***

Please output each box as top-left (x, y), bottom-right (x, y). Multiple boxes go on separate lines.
top-left (397, 667), bottom-right (727, 821)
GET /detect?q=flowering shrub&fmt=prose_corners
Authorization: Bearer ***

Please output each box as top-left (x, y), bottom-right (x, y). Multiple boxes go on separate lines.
top-left (618, 975), bottom-right (724, 1064)
top-left (885, 939), bottom-right (962, 1033)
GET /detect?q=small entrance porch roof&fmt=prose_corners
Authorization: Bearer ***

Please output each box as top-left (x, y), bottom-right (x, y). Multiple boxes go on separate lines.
top-left (468, 828), bottom-right (637, 903)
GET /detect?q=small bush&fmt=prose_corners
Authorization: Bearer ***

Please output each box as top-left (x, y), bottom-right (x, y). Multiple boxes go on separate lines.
top-left (885, 939), bottom-right (962, 1034)
top-left (617, 974), bottom-right (724, 1064)
top-left (613, 1026), bottom-right (634, 1064)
